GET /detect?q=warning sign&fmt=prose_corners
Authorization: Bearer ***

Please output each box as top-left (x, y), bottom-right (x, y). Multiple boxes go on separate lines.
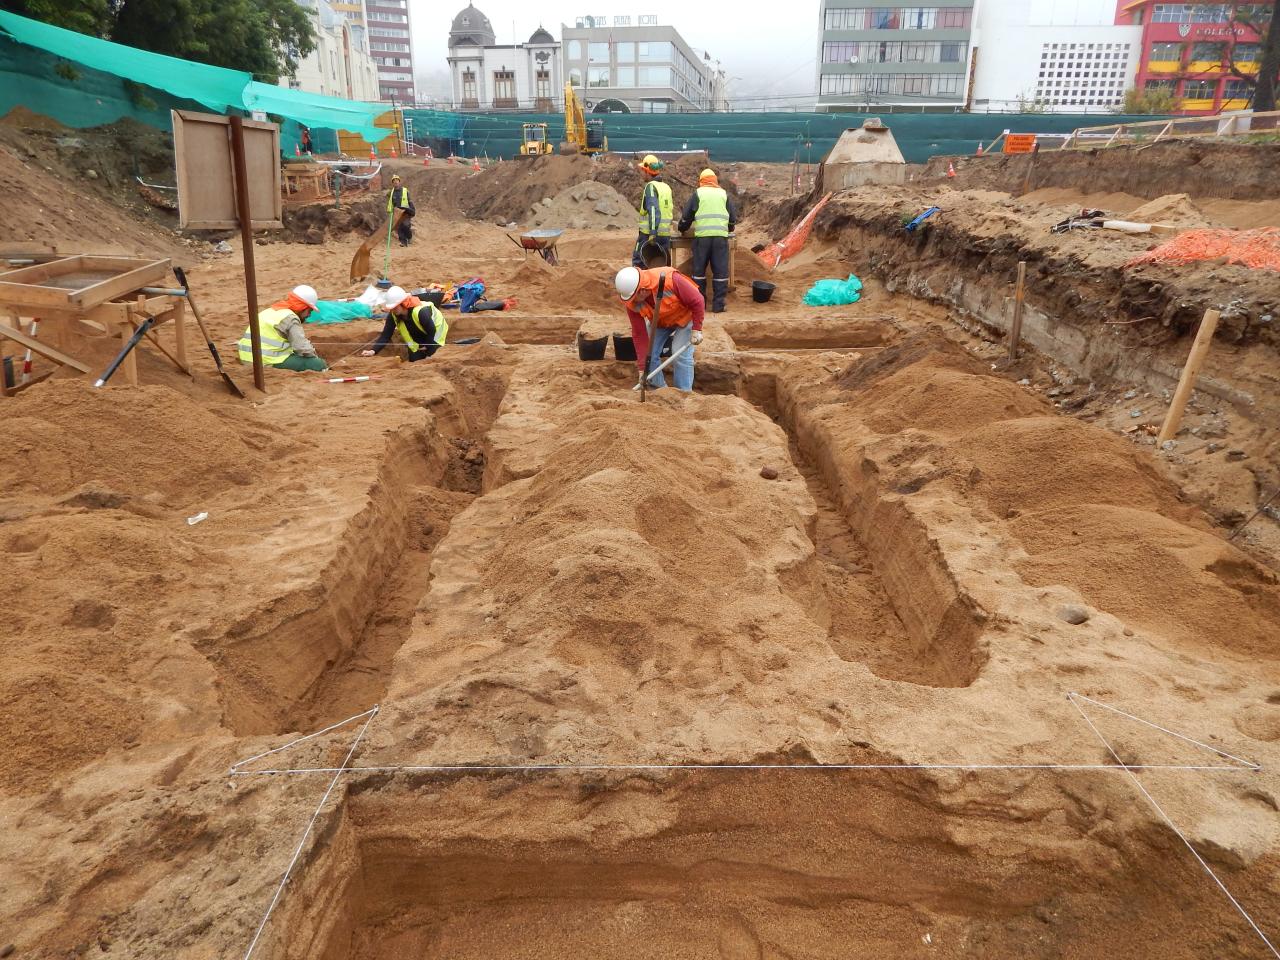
top-left (1004, 134), bottom-right (1037, 154)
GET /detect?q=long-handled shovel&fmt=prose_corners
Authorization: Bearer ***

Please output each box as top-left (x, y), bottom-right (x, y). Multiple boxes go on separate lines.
top-left (94, 315), bottom-right (155, 387)
top-left (173, 266), bottom-right (245, 398)
top-left (639, 274), bottom-right (665, 404)
top-left (633, 342), bottom-right (692, 392)
top-left (349, 210), bottom-right (405, 282)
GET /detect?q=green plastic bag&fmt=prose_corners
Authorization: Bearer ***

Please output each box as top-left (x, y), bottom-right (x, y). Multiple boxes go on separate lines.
top-left (803, 274), bottom-right (863, 307)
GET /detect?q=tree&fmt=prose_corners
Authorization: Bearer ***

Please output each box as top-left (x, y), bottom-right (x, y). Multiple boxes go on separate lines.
top-left (1, 0), bottom-right (314, 83)
top-left (1223, 4), bottom-right (1279, 112)
top-left (1123, 86), bottom-right (1182, 114)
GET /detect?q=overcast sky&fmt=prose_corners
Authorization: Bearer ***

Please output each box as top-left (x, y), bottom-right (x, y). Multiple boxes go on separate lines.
top-left (409, 1), bottom-right (821, 106)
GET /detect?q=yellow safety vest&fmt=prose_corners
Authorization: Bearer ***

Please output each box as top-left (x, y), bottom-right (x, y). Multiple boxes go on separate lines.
top-left (395, 302), bottom-right (448, 352)
top-left (237, 307), bottom-right (296, 365)
top-left (388, 185), bottom-right (411, 212)
top-left (637, 180), bottom-right (674, 238)
top-left (692, 186), bottom-right (730, 238)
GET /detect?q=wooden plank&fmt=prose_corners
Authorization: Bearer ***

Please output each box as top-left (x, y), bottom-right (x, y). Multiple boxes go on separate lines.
top-left (5, 370), bottom-right (55, 395)
top-left (1157, 309), bottom-right (1221, 445)
top-left (119, 322), bottom-right (139, 386)
top-left (0, 322), bottom-right (91, 372)
top-left (0, 256), bottom-right (82, 285)
top-left (70, 259), bottom-right (170, 309)
top-left (1008, 261), bottom-right (1027, 360)
top-left (172, 297), bottom-right (190, 372)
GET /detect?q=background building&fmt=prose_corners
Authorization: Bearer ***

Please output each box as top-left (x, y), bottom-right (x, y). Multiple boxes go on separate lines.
top-left (561, 16), bottom-right (722, 113)
top-left (285, 0), bottom-right (380, 101)
top-left (1121, 0), bottom-right (1272, 114)
top-left (350, 0), bottom-right (415, 102)
top-left (447, 5), bottom-right (563, 111)
top-left (815, 2), bottom-right (976, 112)
top-left (969, 0), bottom-right (1142, 113)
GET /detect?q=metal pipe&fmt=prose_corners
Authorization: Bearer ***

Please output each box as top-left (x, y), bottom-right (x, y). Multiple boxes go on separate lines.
top-left (140, 287), bottom-right (189, 297)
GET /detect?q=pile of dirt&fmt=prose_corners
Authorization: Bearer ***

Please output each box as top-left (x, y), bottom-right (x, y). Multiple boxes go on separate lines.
top-left (526, 180), bottom-right (632, 229)
top-left (1128, 193), bottom-right (1209, 228)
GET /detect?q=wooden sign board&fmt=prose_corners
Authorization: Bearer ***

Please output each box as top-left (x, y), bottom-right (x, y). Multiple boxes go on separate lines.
top-left (1004, 134), bottom-right (1038, 154)
top-left (172, 110), bottom-right (283, 230)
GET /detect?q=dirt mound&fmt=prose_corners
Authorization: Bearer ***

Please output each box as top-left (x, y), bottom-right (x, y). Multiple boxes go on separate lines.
top-left (527, 180), bottom-right (632, 230)
top-left (0, 380), bottom-right (265, 506)
top-left (1128, 193), bottom-right (1208, 228)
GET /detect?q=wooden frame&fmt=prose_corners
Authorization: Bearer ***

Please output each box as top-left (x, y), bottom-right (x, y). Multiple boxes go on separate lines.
top-left (0, 256), bottom-right (170, 311)
top-left (172, 110), bottom-right (283, 230)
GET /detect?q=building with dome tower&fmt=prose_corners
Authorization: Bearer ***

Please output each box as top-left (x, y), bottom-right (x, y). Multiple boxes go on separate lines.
top-left (447, 5), bottom-right (563, 111)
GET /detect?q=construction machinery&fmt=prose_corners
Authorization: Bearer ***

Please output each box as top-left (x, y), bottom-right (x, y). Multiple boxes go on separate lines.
top-left (561, 83), bottom-right (608, 156)
top-left (518, 122), bottom-right (554, 158)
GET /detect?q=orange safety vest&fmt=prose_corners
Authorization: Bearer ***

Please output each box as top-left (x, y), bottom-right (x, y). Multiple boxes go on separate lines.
top-left (633, 266), bottom-right (694, 329)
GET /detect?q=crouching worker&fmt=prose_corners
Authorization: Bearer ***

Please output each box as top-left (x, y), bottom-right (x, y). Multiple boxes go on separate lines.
top-left (614, 264), bottom-right (704, 392)
top-left (237, 284), bottom-right (328, 371)
top-left (360, 285), bottom-right (448, 361)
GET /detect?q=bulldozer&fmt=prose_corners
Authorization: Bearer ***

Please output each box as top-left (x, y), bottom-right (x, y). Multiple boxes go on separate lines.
top-left (518, 122), bottom-right (554, 158)
top-left (560, 83), bottom-right (608, 156)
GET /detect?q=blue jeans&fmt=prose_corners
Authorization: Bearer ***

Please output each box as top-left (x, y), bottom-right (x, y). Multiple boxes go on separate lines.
top-left (645, 323), bottom-right (694, 391)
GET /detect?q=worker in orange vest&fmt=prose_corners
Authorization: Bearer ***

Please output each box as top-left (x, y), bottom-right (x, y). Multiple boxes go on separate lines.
top-left (615, 264), bottom-right (704, 392)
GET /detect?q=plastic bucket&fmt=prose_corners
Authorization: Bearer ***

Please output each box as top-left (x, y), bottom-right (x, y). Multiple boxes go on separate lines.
top-left (612, 333), bottom-right (636, 362)
top-left (752, 281), bottom-right (776, 303)
top-left (577, 333), bottom-right (607, 361)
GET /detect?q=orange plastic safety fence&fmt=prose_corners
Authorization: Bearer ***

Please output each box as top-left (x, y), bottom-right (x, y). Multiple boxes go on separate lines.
top-left (1125, 227), bottom-right (1280, 273)
top-left (757, 193), bottom-right (834, 270)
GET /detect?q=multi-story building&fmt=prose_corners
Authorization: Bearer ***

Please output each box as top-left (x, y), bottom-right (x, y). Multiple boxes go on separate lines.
top-left (815, 2), bottom-right (977, 112)
top-left (561, 16), bottom-right (723, 113)
top-left (284, 0), bottom-right (380, 101)
top-left (447, 4), bottom-right (563, 111)
top-left (1120, 0), bottom-right (1273, 114)
top-left (325, 0), bottom-right (416, 102)
top-left (969, 0), bottom-right (1143, 113)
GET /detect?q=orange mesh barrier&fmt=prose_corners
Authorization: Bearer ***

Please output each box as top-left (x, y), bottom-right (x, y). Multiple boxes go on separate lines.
top-left (757, 193), bottom-right (834, 270)
top-left (1125, 227), bottom-right (1280, 273)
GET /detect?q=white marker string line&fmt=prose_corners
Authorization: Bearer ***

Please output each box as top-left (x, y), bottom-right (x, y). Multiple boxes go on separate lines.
top-left (241, 705), bottom-right (379, 960)
top-left (229, 706), bottom-right (378, 774)
top-left (1070, 692), bottom-right (1261, 769)
top-left (1067, 693), bottom-right (1280, 960)
top-left (229, 762), bottom-right (1256, 777)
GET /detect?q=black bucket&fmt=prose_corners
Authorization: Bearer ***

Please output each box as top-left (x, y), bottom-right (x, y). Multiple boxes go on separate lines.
top-left (612, 333), bottom-right (636, 362)
top-left (752, 281), bottom-right (776, 304)
top-left (577, 333), bottom-right (608, 361)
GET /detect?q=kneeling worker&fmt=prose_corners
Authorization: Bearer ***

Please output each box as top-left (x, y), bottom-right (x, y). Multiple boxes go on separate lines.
top-left (237, 284), bottom-right (328, 371)
top-left (615, 264), bottom-right (704, 392)
top-left (360, 286), bottom-right (448, 361)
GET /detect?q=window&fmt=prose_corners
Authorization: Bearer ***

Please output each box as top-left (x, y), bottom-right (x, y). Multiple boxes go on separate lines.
top-left (638, 65), bottom-right (672, 86)
top-left (638, 41), bottom-right (672, 61)
top-left (1231, 43), bottom-right (1261, 63)
top-left (1191, 41), bottom-right (1226, 60)
top-left (1222, 78), bottom-right (1253, 99)
top-left (461, 69), bottom-right (477, 105)
top-left (818, 72), bottom-right (966, 98)
top-left (617, 41), bottom-right (635, 62)
top-left (617, 66), bottom-right (636, 86)
top-left (1151, 3), bottom-right (1232, 22)
top-left (822, 7), bottom-right (973, 30)
top-left (1181, 78), bottom-right (1217, 98)
top-left (536, 69), bottom-right (551, 99)
top-left (568, 39), bottom-right (583, 59)
top-left (642, 98), bottom-right (671, 112)
top-left (1149, 42), bottom-right (1183, 62)
top-left (569, 67), bottom-right (583, 85)
top-left (588, 42), bottom-right (610, 61)
top-left (939, 42), bottom-right (962, 62)
top-left (492, 69), bottom-right (516, 106)
top-left (588, 66), bottom-right (611, 86)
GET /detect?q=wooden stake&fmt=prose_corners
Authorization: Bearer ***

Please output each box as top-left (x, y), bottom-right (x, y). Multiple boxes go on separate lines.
top-left (229, 116), bottom-right (265, 392)
top-left (1157, 308), bottom-right (1220, 445)
top-left (1008, 261), bottom-right (1027, 360)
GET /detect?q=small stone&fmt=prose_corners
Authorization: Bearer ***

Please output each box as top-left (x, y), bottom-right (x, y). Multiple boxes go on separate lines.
top-left (85, 169), bottom-right (98, 180)
top-left (0, 946), bottom-right (14, 958)
top-left (1123, 628), bottom-right (1134, 637)
top-left (213, 240), bottom-right (232, 253)
top-left (1130, 408), bottom-right (1143, 418)
top-left (1047, 387), bottom-right (1061, 397)
top-left (594, 200), bottom-right (616, 215)
top-left (1206, 442), bottom-right (1222, 453)
top-left (1227, 450), bottom-right (1248, 462)
top-left (1123, 389), bottom-right (1138, 400)
top-left (585, 186), bottom-right (601, 201)
top-left (540, 197), bottom-right (553, 206)
top-left (1057, 604), bottom-right (1090, 625)
top-left (1161, 440), bottom-right (1176, 452)
top-left (760, 466), bottom-right (779, 480)
top-left (1017, 378), bottom-right (1031, 386)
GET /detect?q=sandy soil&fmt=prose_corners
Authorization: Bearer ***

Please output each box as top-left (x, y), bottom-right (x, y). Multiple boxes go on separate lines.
top-left (2, 130), bottom-right (1280, 960)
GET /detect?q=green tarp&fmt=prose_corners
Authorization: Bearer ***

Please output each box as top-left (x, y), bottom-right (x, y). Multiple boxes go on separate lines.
top-left (243, 82), bottom-right (384, 142)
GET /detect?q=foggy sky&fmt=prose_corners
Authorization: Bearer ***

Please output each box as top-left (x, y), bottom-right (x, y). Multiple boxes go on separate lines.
top-left (409, 0), bottom-right (821, 106)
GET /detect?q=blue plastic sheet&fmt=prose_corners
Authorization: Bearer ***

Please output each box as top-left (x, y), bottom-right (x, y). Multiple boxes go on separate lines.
top-left (311, 301), bottom-right (374, 325)
top-left (803, 274), bottom-right (863, 307)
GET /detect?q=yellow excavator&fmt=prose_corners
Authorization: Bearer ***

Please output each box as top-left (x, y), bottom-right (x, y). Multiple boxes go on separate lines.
top-left (561, 83), bottom-right (608, 156)
top-left (518, 122), bottom-right (554, 157)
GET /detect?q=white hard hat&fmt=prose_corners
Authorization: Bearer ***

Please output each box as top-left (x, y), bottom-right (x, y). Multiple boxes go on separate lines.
top-left (292, 284), bottom-right (319, 309)
top-left (383, 285), bottom-right (408, 308)
top-left (615, 267), bottom-right (640, 302)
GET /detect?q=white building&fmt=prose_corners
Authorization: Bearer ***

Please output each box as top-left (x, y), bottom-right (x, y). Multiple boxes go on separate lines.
top-left (285, 0), bottom-right (380, 101)
top-left (447, 4), bottom-right (563, 111)
top-left (969, 0), bottom-right (1142, 113)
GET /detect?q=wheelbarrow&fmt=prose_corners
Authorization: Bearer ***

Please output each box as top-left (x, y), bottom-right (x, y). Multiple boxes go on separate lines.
top-left (506, 228), bottom-right (563, 266)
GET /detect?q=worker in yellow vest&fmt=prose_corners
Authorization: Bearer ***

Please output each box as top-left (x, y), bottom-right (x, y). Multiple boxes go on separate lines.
top-left (387, 174), bottom-right (415, 246)
top-left (677, 168), bottom-right (738, 313)
top-left (360, 285), bottom-right (449, 361)
top-left (632, 154), bottom-right (674, 267)
top-left (236, 285), bottom-right (328, 371)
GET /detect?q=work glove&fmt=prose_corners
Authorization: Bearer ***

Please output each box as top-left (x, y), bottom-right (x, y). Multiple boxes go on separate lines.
top-left (691, 330), bottom-right (703, 346)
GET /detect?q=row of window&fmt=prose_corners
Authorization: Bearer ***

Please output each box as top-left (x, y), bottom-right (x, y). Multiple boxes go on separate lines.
top-left (368, 27), bottom-right (409, 38)
top-left (567, 65), bottom-right (677, 88)
top-left (1147, 3), bottom-right (1271, 23)
top-left (374, 56), bottom-right (411, 67)
top-left (1146, 76), bottom-right (1256, 98)
top-left (1149, 41), bottom-right (1262, 62)
top-left (566, 39), bottom-right (675, 63)
top-left (821, 40), bottom-right (965, 63)
top-left (371, 41), bottom-right (408, 52)
top-left (459, 69), bottom-right (554, 104)
top-left (368, 13), bottom-right (408, 23)
top-left (819, 72), bottom-right (965, 96)
top-left (822, 7), bottom-right (973, 31)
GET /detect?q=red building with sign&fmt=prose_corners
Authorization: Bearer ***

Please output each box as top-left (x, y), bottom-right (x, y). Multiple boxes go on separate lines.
top-left (1118, 0), bottom-right (1273, 113)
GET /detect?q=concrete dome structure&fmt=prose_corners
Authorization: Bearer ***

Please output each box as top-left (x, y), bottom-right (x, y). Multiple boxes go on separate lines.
top-left (449, 4), bottom-right (496, 47)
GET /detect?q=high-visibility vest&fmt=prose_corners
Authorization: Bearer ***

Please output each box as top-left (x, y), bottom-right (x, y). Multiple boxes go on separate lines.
top-left (637, 180), bottom-right (674, 238)
top-left (634, 266), bottom-right (693, 329)
top-left (692, 186), bottom-right (730, 238)
top-left (395, 302), bottom-right (448, 352)
top-left (237, 307), bottom-right (296, 365)
top-left (388, 185), bottom-right (411, 212)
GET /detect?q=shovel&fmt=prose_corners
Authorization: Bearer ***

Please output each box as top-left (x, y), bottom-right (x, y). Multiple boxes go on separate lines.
top-left (632, 342), bottom-right (692, 391)
top-left (350, 209), bottom-right (406, 282)
top-left (173, 266), bottom-right (245, 399)
top-left (639, 274), bottom-right (665, 404)
top-left (95, 315), bottom-right (155, 387)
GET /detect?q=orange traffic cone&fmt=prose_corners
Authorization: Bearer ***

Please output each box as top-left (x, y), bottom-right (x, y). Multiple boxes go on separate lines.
top-left (947, 161), bottom-right (957, 179)
top-left (423, 155), bottom-right (430, 166)
top-left (369, 146), bottom-right (377, 161)
top-left (756, 175), bottom-right (765, 187)
top-left (448, 155), bottom-right (455, 165)
top-left (391, 145), bottom-right (397, 158)
top-left (471, 157), bottom-right (481, 172)
top-left (976, 142), bottom-right (984, 156)
top-left (294, 143), bottom-right (301, 157)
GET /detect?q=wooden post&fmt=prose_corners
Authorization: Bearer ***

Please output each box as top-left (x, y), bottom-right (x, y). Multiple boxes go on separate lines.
top-left (1157, 308), bottom-right (1221, 445)
top-left (1008, 261), bottom-right (1027, 360)
top-left (172, 295), bottom-right (190, 373)
top-left (229, 116), bottom-right (265, 392)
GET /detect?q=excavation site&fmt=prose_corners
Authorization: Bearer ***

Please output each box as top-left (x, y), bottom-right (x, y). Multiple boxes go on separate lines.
top-left (3, 117), bottom-right (1280, 960)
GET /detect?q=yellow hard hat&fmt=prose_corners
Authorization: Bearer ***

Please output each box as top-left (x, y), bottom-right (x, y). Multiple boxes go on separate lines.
top-left (639, 154), bottom-right (664, 172)
top-left (700, 168), bottom-right (716, 180)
